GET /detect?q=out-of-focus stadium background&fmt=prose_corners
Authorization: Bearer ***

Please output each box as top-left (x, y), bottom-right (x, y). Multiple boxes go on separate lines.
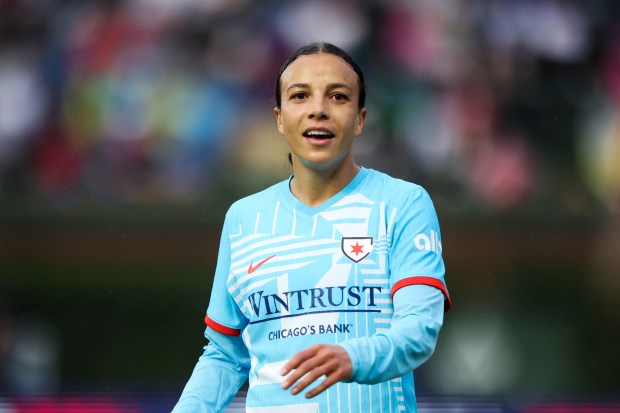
top-left (1, 0), bottom-right (620, 411)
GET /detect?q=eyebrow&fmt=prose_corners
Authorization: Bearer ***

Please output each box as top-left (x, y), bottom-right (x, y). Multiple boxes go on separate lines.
top-left (286, 83), bottom-right (353, 93)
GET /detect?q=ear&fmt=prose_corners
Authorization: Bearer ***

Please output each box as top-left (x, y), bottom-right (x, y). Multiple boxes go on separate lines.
top-left (274, 107), bottom-right (285, 135)
top-left (355, 108), bottom-right (367, 136)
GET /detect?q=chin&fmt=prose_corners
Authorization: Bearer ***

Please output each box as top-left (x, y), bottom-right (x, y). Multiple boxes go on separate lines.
top-left (298, 153), bottom-right (348, 171)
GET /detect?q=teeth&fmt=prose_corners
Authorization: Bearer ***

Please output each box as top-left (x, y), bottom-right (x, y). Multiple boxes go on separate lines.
top-left (306, 130), bottom-right (332, 137)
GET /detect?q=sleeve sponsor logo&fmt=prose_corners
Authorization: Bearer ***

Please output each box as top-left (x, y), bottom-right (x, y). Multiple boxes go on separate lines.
top-left (414, 230), bottom-right (442, 255)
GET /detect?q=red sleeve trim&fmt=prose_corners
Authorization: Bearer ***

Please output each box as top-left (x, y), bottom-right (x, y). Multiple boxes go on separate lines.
top-left (391, 276), bottom-right (451, 312)
top-left (204, 314), bottom-right (241, 336)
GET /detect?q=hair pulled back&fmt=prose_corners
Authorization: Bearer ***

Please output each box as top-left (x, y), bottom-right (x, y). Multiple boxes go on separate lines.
top-left (275, 42), bottom-right (366, 111)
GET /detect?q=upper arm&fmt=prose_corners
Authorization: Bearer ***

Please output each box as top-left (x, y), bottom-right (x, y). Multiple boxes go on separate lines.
top-left (388, 187), bottom-right (450, 311)
top-left (205, 210), bottom-right (249, 335)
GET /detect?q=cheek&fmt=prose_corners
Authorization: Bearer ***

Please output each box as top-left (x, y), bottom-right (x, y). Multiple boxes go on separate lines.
top-left (279, 110), bottom-right (299, 133)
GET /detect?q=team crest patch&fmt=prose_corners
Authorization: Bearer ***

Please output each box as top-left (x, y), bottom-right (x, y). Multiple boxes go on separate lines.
top-left (341, 237), bottom-right (373, 263)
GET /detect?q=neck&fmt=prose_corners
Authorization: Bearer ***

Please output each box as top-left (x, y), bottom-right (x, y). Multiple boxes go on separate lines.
top-left (290, 156), bottom-right (360, 208)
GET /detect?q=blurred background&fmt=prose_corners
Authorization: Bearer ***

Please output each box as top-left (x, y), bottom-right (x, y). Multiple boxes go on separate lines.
top-left (1, 0), bottom-right (620, 411)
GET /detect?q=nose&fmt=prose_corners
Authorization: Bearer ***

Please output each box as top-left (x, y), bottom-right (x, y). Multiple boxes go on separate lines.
top-left (308, 97), bottom-right (329, 120)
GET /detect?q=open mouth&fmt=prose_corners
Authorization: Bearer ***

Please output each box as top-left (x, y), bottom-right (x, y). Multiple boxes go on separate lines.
top-left (303, 128), bottom-right (335, 139)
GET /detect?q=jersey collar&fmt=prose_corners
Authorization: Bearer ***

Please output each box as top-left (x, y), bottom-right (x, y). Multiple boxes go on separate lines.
top-left (281, 167), bottom-right (370, 216)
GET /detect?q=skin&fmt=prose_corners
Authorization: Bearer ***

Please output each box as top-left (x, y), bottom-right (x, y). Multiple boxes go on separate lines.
top-left (274, 53), bottom-right (367, 208)
top-left (274, 52), bottom-right (367, 398)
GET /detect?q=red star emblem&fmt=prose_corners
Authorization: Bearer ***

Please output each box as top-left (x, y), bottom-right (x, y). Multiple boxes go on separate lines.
top-left (350, 242), bottom-right (364, 256)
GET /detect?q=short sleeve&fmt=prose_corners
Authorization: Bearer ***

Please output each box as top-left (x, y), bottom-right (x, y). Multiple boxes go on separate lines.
top-left (205, 210), bottom-right (249, 335)
top-left (388, 187), bottom-right (451, 311)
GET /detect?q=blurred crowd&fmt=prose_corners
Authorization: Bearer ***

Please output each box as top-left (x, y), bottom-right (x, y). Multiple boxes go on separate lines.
top-left (1, 0), bottom-right (619, 215)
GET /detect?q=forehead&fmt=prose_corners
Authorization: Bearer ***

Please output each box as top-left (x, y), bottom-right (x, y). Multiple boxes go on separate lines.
top-left (280, 53), bottom-right (359, 90)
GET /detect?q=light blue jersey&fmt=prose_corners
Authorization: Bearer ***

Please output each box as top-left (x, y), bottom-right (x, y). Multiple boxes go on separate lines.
top-left (174, 167), bottom-right (449, 413)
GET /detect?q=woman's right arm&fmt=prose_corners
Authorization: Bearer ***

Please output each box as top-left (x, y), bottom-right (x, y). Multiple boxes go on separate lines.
top-left (171, 326), bottom-right (250, 413)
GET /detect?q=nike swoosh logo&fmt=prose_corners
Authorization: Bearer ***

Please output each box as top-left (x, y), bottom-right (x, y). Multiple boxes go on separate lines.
top-left (248, 254), bottom-right (276, 274)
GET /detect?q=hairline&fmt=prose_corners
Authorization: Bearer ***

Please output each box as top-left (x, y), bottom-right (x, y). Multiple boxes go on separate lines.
top-left (275, 43), bottom-right (366, 111)
top-left (284, 82), bottom-right (355, 94)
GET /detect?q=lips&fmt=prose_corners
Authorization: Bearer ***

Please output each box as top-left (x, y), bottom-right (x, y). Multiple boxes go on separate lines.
top-left (303, 127), bottom-right (335, 139)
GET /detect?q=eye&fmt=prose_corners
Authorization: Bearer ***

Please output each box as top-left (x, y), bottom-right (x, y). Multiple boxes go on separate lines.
top-left (290, 92), bottom-right (307, 100)
top-left (331, 92), bottom-right (349, 101)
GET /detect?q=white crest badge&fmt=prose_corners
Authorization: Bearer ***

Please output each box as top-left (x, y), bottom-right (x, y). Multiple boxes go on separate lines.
top-left (341, 237), bottom-right (373, 263)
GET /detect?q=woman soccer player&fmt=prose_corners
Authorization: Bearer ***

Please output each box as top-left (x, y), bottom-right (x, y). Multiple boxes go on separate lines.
top-left (172, 42), bottom-right (450, 413)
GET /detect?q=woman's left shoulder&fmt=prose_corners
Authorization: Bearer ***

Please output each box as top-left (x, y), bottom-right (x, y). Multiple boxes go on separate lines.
top-left (366, 168), bottom-right (429, 200)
